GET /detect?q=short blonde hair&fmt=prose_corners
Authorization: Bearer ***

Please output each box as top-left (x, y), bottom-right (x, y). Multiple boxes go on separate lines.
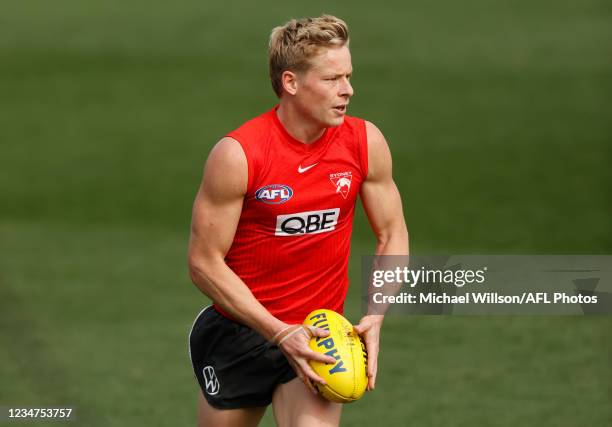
top-left (268, 15), bottom-right (349, 97)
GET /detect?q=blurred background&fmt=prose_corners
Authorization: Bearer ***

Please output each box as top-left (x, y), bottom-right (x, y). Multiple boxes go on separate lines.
top-left (1, 0), bottom-right (610, 425)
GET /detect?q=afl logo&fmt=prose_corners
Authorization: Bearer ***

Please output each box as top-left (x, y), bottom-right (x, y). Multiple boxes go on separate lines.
top-left (255, 184), bottom-right (293, 204)
top-left (202, 366), bottom-right (220, 395)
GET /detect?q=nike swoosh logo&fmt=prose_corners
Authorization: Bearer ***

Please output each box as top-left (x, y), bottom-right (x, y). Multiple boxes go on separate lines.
top-left (298, 163), bottom-right (318, 173)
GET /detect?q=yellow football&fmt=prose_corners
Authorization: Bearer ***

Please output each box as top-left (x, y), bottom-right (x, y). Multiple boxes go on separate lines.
top-left (303, 309), bottom-right (368, 403)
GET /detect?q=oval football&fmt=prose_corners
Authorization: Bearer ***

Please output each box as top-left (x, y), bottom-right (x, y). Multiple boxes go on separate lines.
top-left (304, 309), bottom-right (367, 403)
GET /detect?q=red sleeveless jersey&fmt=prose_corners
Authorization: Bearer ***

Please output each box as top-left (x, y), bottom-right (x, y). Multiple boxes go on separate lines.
top-left (215, 106), bottom-right (368, 323)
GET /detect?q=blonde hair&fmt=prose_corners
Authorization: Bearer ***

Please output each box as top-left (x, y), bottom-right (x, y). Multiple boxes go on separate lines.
top-left (268, 15), bottom-right (349, 97)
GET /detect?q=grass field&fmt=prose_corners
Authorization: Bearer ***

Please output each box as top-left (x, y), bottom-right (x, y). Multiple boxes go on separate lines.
top-left (1, 0), bottom-right (611, 426)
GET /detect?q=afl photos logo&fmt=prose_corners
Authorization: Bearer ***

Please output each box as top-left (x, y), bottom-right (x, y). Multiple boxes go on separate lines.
top-left (255, 184), bottom-right (293, 204)
top-left (202, 366), bottom-right (220, 395)
top-left (330, 172), bottom-right (352, 199)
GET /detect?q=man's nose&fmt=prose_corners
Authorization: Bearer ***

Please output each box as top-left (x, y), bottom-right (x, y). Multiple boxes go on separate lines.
top-left (340, 77), bottom-right (354, 97)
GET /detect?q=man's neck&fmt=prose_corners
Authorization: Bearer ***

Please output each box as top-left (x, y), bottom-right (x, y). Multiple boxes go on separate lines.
top-left (276, 103), bottom-right (326, 144)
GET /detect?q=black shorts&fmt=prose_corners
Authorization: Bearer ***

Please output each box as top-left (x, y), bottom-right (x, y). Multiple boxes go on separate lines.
top-left (188, 306), bottom-right (297, 409)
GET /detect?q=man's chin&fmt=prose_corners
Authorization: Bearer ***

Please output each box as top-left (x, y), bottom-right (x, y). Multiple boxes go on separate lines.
top-left (326, 115), bottom-right (345, 128)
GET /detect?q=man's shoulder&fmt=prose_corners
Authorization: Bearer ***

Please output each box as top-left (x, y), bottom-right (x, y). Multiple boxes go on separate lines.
top-left (342, 113), bottom-right (365, 129)
top-left (227, 107), bottom-right (276, 142)
top-left (332, 114), bottom-right (366, 146)
top-left (362, 120), bottom-right (385, 142)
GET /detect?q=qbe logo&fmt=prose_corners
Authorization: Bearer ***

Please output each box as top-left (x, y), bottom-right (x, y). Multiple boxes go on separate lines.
top-left (255, 184), bottom-right (293, 204)
top-left (275, 208), bottom-right (340, 236)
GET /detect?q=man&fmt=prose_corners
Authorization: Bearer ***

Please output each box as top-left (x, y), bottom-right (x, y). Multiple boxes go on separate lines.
top-left (188, 15), bottom-right (408, 427)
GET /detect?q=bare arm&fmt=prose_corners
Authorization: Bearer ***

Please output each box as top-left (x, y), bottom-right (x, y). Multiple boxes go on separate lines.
top-left (188, 137), bottom-right (335, 392)
top-left (360, 121), bottom-right (409, 258)
top-left (354, 121), bottom-right (409, 391)
top-left (188, 137), bottom-right (285, 340)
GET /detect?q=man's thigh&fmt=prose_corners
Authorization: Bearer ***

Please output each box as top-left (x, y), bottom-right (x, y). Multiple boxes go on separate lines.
top-left (190, 306), bottom-right (296, 409)
top-left (272, 378), bottom-right (342, 427)
top-left (197, 391), bottom-right (266, 427)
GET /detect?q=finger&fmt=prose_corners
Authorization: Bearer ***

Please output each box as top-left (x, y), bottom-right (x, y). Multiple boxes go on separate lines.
top-left (297, 370), bottom-right (318, 395)
top-left (299, 366), bottom-right (324, 396)
top-left (287, 358), bottom-right (319, 395)
top-left (366, 348), bottom-right (378, 391)
top-left (298, 359), bottom-right (327, 385)
top-left (368, 371), bottom-right (376, 390)
top-left (366, 346), bottom-right (378, 377)
top-left (303, 376), bottom-right (318, 395)
top-left (305, 349), bottom-right (337, 365)
top-left (367, 359), bottom-right (377, 390)
top-left (353, 324), bottom-right (365, 335)
top-left (307, 326), bottom-right (330, 338)
top-left (371, 358), bottom-right (378, 390)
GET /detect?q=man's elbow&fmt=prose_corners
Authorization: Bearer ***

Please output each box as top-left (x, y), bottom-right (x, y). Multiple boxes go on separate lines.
top-left (188, 258), bottom-right (207, 285)
top-left (376, 223), bottom-right (409, 250)
top-left (391, 226), bottom-right (409, 246)
top-left (187, 253), bottom-right (216, 286)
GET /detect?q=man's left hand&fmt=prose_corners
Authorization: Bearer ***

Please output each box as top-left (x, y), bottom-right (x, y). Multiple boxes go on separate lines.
top-left (353, 315), bottom-right (383, 391)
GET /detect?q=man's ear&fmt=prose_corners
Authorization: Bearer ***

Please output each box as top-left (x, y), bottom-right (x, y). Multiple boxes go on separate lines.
top-left (281, 70), bottom-right (298, 96)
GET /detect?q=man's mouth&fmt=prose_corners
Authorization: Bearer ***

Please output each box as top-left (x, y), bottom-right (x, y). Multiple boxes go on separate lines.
top-left (333, 105), bottom-right (347, 114)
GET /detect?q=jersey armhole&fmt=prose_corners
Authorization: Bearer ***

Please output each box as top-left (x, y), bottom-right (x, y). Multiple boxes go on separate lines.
top-left (357, 119), bottom-right (369, 179)
top-left (225, 132), bottom-right (254, 196)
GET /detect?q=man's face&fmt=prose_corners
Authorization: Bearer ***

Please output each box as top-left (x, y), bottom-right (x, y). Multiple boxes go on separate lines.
top-left (293, 45), bottom-right (354, 128)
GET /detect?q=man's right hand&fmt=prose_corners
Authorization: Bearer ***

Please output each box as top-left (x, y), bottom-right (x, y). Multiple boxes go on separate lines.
top-left (273, 325), bottom-right (337, 395)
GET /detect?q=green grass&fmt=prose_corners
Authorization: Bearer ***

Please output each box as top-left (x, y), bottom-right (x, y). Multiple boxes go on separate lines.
top-left (1, 0), bottom-right (611, 426)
